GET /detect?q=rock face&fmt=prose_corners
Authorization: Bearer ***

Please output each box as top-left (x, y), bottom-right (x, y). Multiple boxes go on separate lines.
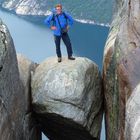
top-left (0, 19), bottom-right (40, 140)
top-left (31, 57), bottom-right (103, 140)
top-left (103, 0), bottom-right (140, 139)
top-left (2, 0), bottom-right (51, 16)
top-left (0, 18), bottom-right (24, 140)
top-left (125, 84), bottom-right (140, 140)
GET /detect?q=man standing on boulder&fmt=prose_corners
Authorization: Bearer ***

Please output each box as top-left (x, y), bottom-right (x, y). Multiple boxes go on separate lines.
top-left (44, 4), bottom-right (75, 62)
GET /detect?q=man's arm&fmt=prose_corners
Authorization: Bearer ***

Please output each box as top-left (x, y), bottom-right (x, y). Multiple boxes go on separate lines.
top-left (44, 14), bottom-right (53, 28)
top-left (65, 12), bottom-right (74, 27)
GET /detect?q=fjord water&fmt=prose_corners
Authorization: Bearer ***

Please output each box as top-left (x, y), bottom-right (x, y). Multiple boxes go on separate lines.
top-left (0, 9), bottom-right (108, 140)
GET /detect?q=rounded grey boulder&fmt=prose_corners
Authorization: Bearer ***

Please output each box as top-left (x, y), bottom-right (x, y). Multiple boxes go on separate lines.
top-left (31, 57), bottom-right (103, 140)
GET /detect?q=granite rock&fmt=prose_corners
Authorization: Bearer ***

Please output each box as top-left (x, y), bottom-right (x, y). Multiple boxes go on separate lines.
top-left (32, 57), bottom-right (103, 140)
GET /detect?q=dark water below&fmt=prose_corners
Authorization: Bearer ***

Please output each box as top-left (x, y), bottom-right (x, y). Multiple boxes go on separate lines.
top-left (0, 8), bottom-right (109, 140)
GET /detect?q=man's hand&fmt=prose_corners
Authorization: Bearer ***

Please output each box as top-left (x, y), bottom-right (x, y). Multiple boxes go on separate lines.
top-left (51, 26), bottom-right (57, 30)
top-left (66, 25), bottom-right (70, 30)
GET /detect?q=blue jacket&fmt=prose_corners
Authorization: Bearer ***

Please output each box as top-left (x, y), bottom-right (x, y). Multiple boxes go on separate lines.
top-left (44, 9), bottom-right (74, 36)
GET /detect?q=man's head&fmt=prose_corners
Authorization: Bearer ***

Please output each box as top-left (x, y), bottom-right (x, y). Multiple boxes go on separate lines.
top-left (55, 4), bottom-right (62, 14)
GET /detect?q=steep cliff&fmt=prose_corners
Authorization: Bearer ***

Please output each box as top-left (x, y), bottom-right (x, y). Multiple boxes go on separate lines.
top-left (0, 19), bottom-right (41, 140)
top-left (31, 57), bottom-right (103, 140)
top-left (103, 0), bottom-right (140, 139)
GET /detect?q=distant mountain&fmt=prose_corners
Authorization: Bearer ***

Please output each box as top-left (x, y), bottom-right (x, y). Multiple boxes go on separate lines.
top-left (1, 0), bottom-right (114, 26)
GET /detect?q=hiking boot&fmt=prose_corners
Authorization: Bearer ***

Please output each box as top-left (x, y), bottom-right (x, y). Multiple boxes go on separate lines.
top-left (68, 56), bottom-right (75, 60)
top-left (58, 57), bottom-right (62, 62)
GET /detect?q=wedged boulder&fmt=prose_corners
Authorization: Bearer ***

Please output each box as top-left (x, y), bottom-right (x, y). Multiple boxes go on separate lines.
top-left (0, 19), bottom-right (40, 140)
top-left (31, 57), bottom-right (103, 140)
top-left (17, 53), bottom-right (41, 140)
top-left (103, 0), bottom-right (140, 139)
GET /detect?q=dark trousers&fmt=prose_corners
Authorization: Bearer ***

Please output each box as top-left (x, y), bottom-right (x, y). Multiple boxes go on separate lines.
top-left (54, 33), bottom-right (73, 58)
